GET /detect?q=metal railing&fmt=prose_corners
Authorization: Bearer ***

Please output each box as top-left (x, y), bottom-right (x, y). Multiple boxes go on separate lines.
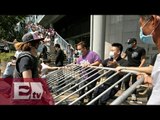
top-left (45, 64), bottom-right (145, 105)
top-left (54, 32), bottom-right (74, 51)
top-left (110, 76), bottom-right (144, 105)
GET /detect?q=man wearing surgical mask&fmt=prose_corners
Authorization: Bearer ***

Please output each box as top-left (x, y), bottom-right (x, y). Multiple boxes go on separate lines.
top-left (122, 38), bottom-right (146, 102)
top-left (76, 41), bottom-right (101, 105)
top-left (139, 15), bottom-right (160, 105)
top-left (92, 43), bottom-right (128, 105)
top-left (99, 43), bottom-right (126, 67)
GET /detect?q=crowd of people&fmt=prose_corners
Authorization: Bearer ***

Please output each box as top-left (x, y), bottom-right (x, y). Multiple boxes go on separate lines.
top-left (1, 15), bottom-right (160, 105)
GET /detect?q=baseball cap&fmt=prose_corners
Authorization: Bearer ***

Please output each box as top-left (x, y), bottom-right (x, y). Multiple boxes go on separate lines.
top-left (127, 38), bottom-right (137, 44)
top-left (22, 32), bottom-right (44, 43)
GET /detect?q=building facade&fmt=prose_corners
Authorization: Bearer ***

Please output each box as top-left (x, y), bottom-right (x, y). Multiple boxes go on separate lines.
top-left (34, 15), bottom-right (157, 65)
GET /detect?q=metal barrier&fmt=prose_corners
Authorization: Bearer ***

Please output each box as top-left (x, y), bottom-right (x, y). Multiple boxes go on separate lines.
top-left (110, 77), bottom-right (144, 105)
top-left (45, 64), bottom-right (145, 105)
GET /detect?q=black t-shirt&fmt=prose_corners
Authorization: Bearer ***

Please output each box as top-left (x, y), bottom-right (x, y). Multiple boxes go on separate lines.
top-left (12, 53), bottom-right (54, 105)
top-left (150, 53), bottom-right (158, 66)
top-left (42, 45), bottom-right (48, 59)
top-left (102, 56), bottom-right (128, 68)
top-left (55, 49), bottom-right (64, 67)
top-left (14, 53), bottom-right (39, 78)
top-left (125, 46), bottom-right (146, 67)
top-left (102, 56), bottom-right (128, 86)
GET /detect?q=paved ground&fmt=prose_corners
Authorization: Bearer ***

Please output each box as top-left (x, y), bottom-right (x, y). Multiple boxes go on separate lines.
top-left (108, 89), bottom-right (148, 105)
top-left (53, 86), bottom-right (149, 105)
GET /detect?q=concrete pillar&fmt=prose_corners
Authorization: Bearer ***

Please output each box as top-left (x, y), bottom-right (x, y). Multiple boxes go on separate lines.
top-left (90, 15), bottom-right (93, 51)
top-left (90, 15), bottom-right (106, 60)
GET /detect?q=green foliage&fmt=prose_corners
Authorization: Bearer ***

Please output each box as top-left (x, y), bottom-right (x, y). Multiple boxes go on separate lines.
top-left (0, 15), bottom-right (26, 41)
top-left (0, 52), bottom-right (15, 62)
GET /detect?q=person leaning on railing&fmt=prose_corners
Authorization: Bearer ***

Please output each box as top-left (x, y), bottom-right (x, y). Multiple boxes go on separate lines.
top-left (132, 15), bottom-right (160, 105)
top-left (76, 41), bottom-right (101, 105)
top-left (116, 53), bottom-right (157, 75)
top-left (116, 53), bottom-right (158, 100)
top-left (91, 43), bottom-right (128, 105)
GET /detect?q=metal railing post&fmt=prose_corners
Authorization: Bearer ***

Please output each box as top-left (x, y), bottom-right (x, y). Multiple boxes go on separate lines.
top-left (110, 77), bottom-right (144, 105)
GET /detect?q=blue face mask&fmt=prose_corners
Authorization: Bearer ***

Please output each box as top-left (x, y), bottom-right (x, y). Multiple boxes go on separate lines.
top-left (139, 27), bottom-right (154, 45)
top-left (139, 17), bottom-right (159, 45)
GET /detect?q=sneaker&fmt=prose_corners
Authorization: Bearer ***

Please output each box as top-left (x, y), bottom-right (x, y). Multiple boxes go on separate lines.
top-left (131, 94), bottom-right (137, 101)
top-left (128, 100), bottom-right (137, 105)
top-left (129, 100), bottom-right (135, 103)
top-left (136, 101), bottom-right (143, 104)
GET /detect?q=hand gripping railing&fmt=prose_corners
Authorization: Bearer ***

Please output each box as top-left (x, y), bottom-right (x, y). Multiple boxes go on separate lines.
top-left (86, 72), bottom-right (131, 105)
top-left (55, 67), bottom-right (106, 105)
top-left (54, 66), bottom-right (99, 99)
top-left (45, 64), bottom-right (144, 105)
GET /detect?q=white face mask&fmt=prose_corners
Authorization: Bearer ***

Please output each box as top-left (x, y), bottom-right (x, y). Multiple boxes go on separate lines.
top-left (128, 43), bottom-right (134, 49)
top-left (78, 50), bottom-right (82, 56)
top-left (109, 51), bottom-right (114, 59)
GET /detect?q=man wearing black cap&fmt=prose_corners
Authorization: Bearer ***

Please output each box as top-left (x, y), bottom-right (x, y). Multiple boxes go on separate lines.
top-left (122, 38), bottom-right (146, 102)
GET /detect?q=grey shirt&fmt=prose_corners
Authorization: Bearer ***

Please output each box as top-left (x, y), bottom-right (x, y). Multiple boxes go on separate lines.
top-left (3, 62), bottom-right (15, 77)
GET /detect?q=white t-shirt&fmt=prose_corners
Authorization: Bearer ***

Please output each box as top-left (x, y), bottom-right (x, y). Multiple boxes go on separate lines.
top-left (15, 51), bottom-right (22, 58)
top-left (3, 62), bottom-right (15, 76)
top-left (147, 53), bottom-right (160, 105)
top-left (4, 46), bottom-right (9, 51)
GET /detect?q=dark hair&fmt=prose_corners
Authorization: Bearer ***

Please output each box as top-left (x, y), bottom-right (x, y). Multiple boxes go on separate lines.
top-left (112, 43), bottom-right (123, 53)
top-left (54, 43), bottom-right (60, 48)
top-left (10, 56), bottom-right (16, 60)
top-left (77, 41), bottom-right (89, 49)
top-left (127, 38), bottom-right (137, 44)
